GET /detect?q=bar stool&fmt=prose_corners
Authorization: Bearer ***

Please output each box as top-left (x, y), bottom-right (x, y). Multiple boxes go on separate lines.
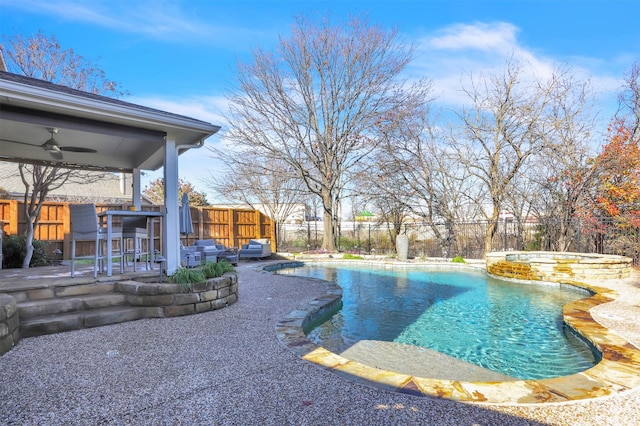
top-left (122, 216), bottom-right (150, 271)
top-left (70, 203), bottom-right (123, 278)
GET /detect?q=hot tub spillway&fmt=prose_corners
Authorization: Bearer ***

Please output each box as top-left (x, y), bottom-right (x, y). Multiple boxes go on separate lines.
top-left (486, 260), bottom-right (540, 281)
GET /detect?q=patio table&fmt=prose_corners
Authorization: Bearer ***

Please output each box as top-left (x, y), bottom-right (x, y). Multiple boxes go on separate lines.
top-left (98, 210), bottom-right (164, 277)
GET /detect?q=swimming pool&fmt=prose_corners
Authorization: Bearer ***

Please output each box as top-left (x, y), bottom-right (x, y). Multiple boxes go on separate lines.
top-left (275, 263), bottom-right (598, 380)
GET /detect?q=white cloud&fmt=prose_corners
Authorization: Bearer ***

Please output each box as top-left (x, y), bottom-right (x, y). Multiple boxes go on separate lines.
top-left (429, 22), bottom-right (519, 53)
top-left (130, 94), bottom-right (229, 128)
top-left (409, 21), bottom-right (622, 114)
top-left (5, 0), bottom-right (272, 46)
top-left (131, 94), bottom-right (230, 201)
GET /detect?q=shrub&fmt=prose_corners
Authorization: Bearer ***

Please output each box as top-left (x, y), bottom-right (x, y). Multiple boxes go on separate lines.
top-left (342, 253), bottom-right (364, 260)
top-left (171, 260), bottom-right (236, 291)
top-left (452, 256), bottom-right (465, 263)
top-left (1, 235), bottom-right (48, 268)
top-left (171, 268), bottom-right (206, 291)
top-left (202, 260), bottom-right (235, 279)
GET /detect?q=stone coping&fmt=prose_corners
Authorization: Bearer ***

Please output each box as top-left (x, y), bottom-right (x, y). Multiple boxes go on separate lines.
top-left (273, 259), bottom-right (640, 405)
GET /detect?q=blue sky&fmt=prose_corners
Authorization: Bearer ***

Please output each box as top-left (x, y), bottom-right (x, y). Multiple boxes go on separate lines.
top-left (1, 0), bottom-right (639, 201)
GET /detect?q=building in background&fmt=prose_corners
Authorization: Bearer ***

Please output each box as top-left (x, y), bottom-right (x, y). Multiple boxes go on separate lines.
top-left (0, 161), bottom-right (155, 205)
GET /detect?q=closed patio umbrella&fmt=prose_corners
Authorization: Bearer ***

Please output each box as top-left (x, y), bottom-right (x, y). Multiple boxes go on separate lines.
top-left (179, 192), bottom-right (193, 245)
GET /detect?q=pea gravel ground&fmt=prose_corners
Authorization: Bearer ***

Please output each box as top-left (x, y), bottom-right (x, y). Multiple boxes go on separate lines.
top-left (1, 261), bottom-right (639, 426)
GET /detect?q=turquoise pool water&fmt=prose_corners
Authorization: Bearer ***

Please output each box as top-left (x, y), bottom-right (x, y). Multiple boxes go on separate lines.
top-left (275, 263), bottom-right (598, 380)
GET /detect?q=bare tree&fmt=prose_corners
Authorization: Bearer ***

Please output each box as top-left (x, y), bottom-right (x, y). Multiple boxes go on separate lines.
top-left (617, 62), bottom-right (640, 140)
top-left (223, 15), bottom-right (430, 251)
top-left (450, 60), bottom-right (573, 254)
top-left (2, 30), bottom-right (126, 267)
top-left (528, 71), bottom-right (596, 250)
top-left (371, 99), bottom-right (474, 256)
top-left (356, 134), bottom-right (423, 249)
top-left (2, 30), bottom-right (127, 96)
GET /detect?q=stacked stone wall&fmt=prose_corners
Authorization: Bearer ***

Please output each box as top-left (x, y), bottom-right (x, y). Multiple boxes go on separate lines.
top-left (0, 294), bottom-right (19, 355)
top-left (115, 273), bottom-right (238, 318)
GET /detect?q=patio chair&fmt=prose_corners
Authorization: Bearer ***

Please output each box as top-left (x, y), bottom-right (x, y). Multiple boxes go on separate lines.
top-left (194, 239), bottom-right (238, 265)
top-left (122, 216), bottom-right (150, 271)
top-left (180, 245), bottom-right (201, 268)
top-left (70, 203), bottom-right (123, 278)
top-left (239, 239), bottom-right (271, 260)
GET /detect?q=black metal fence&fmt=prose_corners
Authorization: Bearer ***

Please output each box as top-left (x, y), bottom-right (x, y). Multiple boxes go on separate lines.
top-left (279, 218), bottom-right (640, 265)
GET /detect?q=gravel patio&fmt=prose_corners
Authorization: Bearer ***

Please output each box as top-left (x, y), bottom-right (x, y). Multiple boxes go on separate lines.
top-left (1, 260), bottom-right (639, 425)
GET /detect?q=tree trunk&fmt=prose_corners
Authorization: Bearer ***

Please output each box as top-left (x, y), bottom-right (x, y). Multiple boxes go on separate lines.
top-left (322, 210), bottom-right (337, 252)
top-left (22, 221), bottom-right (35, 269)
top-left (484, 215), bottom-right (499, 256)
top-left (321, 188), bottom-right (337, 252)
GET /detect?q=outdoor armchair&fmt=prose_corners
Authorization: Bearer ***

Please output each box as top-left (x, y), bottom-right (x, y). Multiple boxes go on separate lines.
top-left (239, 239), bottom-right (271, 260)
top-left (180, 245), bottom-right (201, 268)
top-left (194, 239), bottom-right (238, 265)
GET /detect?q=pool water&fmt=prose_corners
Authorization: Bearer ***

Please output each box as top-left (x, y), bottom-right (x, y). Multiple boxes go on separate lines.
top-left (275, 263), bottom-right (599, 380)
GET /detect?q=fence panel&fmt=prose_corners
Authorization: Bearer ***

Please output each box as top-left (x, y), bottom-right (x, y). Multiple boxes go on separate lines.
top-left (0, 200), bottom-right (272, 261)
top-left (280, 218), bottom-right (639, 265)
top-left (200, 208), bottom-right (231, 246)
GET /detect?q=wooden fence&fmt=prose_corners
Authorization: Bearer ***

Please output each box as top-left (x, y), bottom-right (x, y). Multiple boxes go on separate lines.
top-left (0, 200), bottom-right (273, 260)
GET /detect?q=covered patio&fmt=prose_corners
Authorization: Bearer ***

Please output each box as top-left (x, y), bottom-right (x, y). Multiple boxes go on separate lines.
top-left (0, 70), bottom-right (220, 275)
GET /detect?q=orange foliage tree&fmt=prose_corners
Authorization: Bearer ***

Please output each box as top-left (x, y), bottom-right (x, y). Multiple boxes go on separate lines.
top-left (143, 178), bottom-right (209, 206)
top-left (591, 120), bottom-right (640, 228)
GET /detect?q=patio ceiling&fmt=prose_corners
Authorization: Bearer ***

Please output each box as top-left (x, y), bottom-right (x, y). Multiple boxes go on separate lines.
top-left (0, 71), bottom-right (220, 173)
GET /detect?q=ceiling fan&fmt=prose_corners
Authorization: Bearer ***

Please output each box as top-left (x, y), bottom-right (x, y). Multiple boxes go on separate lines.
top-left (40, 128), bottom-right (98, 160)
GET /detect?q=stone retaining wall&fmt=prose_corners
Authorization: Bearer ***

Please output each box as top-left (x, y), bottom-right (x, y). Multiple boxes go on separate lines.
top-left (0, 273), bottom-right (238, 356)
top-left (0, 294), bottom-right (19, 355)
top-left (486, 251), bottom-right (632, 282)
top-left (115, 273), bottom-right (238, 318)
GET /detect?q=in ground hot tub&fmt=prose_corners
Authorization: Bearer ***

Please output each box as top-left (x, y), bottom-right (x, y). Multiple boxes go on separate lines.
top-left (486, 251), bottom-right (632, 282)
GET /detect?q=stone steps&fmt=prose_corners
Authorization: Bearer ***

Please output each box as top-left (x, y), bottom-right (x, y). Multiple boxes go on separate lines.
top-left (2, 271), bottom-right (239, 342)
top-left (10, 279), bottom-right (146, 338)
top-left (19, 305), bottom-right (147, 338)
top-left (17, 293), bottom-right (127, 318)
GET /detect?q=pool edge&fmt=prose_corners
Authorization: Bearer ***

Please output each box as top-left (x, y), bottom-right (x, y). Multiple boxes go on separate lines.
top-left (272, 259), bottom-right (640, 405)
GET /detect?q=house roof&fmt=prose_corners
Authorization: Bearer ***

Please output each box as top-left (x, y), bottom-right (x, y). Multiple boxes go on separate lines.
top-left (0, 71), bottom-right (221, 172)
top-left (0, 72), bottom-right (212, 125)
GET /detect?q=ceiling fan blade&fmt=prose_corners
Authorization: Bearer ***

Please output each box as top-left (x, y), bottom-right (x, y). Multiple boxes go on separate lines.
top-left (60, 146), bottom-right (98, 153)
top-left (49, 150), bottom-right (63, 160)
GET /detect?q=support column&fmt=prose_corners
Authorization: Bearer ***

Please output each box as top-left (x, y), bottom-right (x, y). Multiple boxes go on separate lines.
top-left (132, 168), bottom-right (142, 210)
top-left (164, 138), bottom-right (180, 275)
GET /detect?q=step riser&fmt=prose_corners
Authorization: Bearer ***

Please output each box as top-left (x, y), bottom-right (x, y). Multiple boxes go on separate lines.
top-left (20, 315), bottom-right (83, 338)
top-left (20, 307), bottom-right (146, 338)
top-left (8, 272), bottom-right (163, 339)
top-left (7, 283), bottom-right (116, 303)
top-left (18, 294), bottom-right (127, 319)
